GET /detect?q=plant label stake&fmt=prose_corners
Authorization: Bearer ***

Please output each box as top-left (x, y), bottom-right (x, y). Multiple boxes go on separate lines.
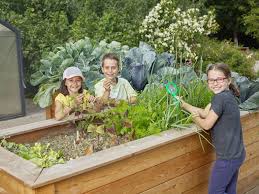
top-left (164, 81), bottom-right (180, 104)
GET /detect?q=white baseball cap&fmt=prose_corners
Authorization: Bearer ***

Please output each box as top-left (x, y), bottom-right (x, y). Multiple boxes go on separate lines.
top-left (63, 66), bottom-right (85, 80)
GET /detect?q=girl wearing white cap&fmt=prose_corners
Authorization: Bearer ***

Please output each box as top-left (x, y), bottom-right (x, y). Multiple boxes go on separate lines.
top-left (55, 66), bottom-right (95, 120)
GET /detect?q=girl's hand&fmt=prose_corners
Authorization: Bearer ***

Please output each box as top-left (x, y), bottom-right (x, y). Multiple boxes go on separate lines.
top-left (191, 111), bottom-right (200, 118)
top-left (175, 96), bottom-right (185, 107)
top-left (75, 94), bottom-right (84, 105)
top-left (63, 106), bottom-right (72, 115)
top-left (88, 95), bottom-right (96, 103)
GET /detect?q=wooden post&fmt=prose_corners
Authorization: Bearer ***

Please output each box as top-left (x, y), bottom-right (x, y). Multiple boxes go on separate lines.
top-left (45, 106), bottom-right (53, 119)
top-left (45, 93), bottom-right (58, 119)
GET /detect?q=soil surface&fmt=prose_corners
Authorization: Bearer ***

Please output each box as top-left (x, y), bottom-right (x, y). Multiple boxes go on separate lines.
top-left (34, 127), bottom-right (131, 161)
top-left (1, 99), bottom-right (131, 161)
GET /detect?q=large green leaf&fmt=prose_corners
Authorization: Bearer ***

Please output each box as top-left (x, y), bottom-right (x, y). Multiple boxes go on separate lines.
top-left (60, 58), bottom-right (74, 68)
top-left (31, 37), bottom-right (129, 107)
top-left (30, 71), bottom-right (48, 86)
top-left (239, 91), bottom-right (259, 110)
top-left (33, 82), bottom-right (60, 108)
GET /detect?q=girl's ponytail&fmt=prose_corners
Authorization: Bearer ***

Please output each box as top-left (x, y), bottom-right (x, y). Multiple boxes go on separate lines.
top-left (229, 83), bottom-right (240, 97)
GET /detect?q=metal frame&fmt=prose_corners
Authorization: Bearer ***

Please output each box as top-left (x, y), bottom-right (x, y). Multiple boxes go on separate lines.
top-left (0, 20), bottom-right (25, 121)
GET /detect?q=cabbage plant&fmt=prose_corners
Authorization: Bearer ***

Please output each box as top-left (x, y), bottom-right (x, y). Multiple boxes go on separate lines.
top-left (31, 37), bottom-right (129, 108)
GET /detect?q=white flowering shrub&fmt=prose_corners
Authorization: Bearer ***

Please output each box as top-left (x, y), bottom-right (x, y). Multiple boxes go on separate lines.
top-left (139, 0), bottom-right (218, 61)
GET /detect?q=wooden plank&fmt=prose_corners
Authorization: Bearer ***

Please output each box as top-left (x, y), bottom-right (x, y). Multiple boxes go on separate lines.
top-left (0, 187), bottom-right (8, 194)
top-left (239, 155), bottom-right (259, 180)
top-left (0, 170), bottom-right (31, 194)
top-left (36, 184), bottom-right (55, 194)
top-left (243, 141), bottom-right (259, 162)
top-left (45, 106), bottom-right (52, 120)
top-left (182, 166), bottom-right (259, 194)
top-left (140, 144), bottom-right (259, 194)
top-left (8, 124), bottom-right (75, 144)
top-left (0, 147), bottom-right (42, 187)
top-left (240, 111), bottom-right (250, 117)
top-left (183, 182), bottom-right (208, 194)
top-left (86, 145), bottom-right (215, 194)
top-left (0, 168), bottom-right (54, 194)
top-left (238, 170), bottom-right (259, 194)
top-left (241, 112), bottom-right (259, 131)
top-left (33, 127), bottom-right (198, 187)
top-left (0, 111), bottom-right (256, 194)
top-left (185, 151), bottom-right (259, 194)
top-left (180, 158), bottom-right (259, 194)
top-left (183, 143), bottom-right (259, 194)
top-left (0, 118), bottom-right (70, 138)
top-left (45, 93), bottom-right (57, 119)
top-left (244, 185), bottom-right (259, 194)
top-left (38, 130), bottom-right (203, 192)
top-left (23, 187), bottom-right (36, 194)
top-left (182, 156), bottom-right (259, 194)
top-left (140, 163), bottom-right (213, 194)
top-left (243, 126), bottom-right (259, 146)
top-left (88, 125), bottom-right (259, 193)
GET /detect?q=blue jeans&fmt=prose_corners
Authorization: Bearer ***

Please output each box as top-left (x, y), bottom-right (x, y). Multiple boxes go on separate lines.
top-left (208, 152), bottom-right (245, 194)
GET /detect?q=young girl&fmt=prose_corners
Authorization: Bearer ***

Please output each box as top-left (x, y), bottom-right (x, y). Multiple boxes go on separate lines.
top-left (181, 63), bottom-right (245, 194)
top-left (94, 53), bottom-right (137, 104)
top-left (55, 66), bottom-right (95, 120)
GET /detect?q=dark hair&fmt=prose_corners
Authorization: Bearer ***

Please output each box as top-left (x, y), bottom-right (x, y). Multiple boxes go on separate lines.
top-left (206, 63), bottom-right (240, 97)
top-left (59, 79), bottom-right (83, 96)
top-left (101, 53), bottom-right (120, 68)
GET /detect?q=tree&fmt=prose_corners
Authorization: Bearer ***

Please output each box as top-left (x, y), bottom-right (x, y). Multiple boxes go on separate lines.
top-left (243, 1), bottom-right (259, 41)
top-left (0, 0), bottom-right (159, 87)
top-left (70, 0), bottom-right (159, 46)
top-left (0, 0), bottom-right (82, 84)
top-left (205, 0), bottom-right (259, 46)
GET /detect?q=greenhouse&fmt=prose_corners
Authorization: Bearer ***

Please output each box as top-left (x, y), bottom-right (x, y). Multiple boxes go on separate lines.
top-left (0, 20), bottom-right (25, 121)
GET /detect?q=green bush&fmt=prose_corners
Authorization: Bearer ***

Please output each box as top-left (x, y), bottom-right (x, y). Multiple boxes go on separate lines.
top-left (0, 0), bottom-right (158, 87)
top-left (0, 0), bottom-right (81, 84)
top-left (70, 0), bottom-right (159, 47)
top-left (198, 37), bottom-right (256, 78)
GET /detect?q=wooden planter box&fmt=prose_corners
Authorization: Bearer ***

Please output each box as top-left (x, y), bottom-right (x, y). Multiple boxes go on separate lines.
top-left (0, 111), bottom-right (258, 194)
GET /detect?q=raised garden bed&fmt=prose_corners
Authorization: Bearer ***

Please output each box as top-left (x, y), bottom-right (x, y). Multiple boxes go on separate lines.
top-left (0, 111), bottom-right (258, 194)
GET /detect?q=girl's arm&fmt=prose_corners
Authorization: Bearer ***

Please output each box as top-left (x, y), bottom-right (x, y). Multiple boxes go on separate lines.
top-left (192, 110), bottom-right (218, 130)
top-left (181, 101), bottom-right (211, 118)
top-left (181, 100), bottom-right (218, 130)
top-left (55, 100), bottom-right (72, 120)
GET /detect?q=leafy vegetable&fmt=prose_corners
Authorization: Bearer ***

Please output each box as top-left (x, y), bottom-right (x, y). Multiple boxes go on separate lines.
top-left (31, 37), bottom-right (129, 108)
top-left (232, 72), bottom-right (259, 110)
top-left (0, 139), bottom-right (64, 168)
top-left (76, 77), bottom-right (212, 139)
